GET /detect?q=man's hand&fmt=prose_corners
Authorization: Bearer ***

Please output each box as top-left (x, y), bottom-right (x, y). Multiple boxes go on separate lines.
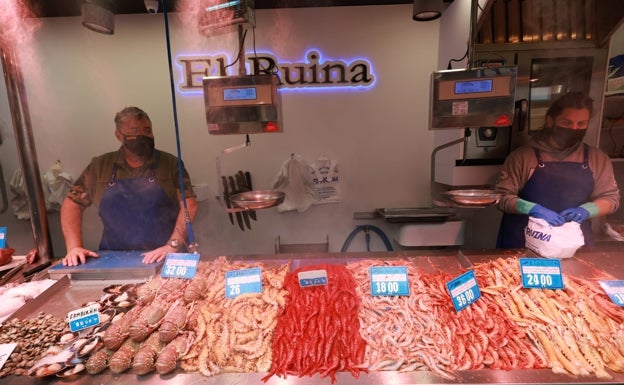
top-left (142, 244), bottom-right (177, 264)
top-left (63, 247), bottom-right (99, 266)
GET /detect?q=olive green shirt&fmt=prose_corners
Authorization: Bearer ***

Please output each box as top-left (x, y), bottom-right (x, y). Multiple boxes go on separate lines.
top-left (67, 148), bottom-right (195, 208)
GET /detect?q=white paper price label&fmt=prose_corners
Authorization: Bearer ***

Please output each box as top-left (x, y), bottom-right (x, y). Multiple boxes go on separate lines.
top-left (370, 266), bottom-right (409, 296)
top-left (225, 267), bottom-right (262, 299)
top-left (298, 269), bottom-right (328, 287)
top-left (161, 253), bottom-right (200, 279)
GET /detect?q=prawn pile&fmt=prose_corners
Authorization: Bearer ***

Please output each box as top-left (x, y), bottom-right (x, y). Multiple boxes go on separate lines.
top-left (180, 258), bottom-right (290, 377)
top-left (474, 257), bottom-right (624, 379)
top-left (347, 259), bottom-right (543, 380)
top-left (263, 264), bottom-right (367, 383)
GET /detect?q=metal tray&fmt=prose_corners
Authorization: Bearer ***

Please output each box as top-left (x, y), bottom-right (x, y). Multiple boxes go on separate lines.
top-left (377, 207), bottom-right (456, 223)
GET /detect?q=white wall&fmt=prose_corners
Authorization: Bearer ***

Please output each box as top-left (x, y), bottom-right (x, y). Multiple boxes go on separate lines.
top-left (0, 5), bottom-right (443, 257)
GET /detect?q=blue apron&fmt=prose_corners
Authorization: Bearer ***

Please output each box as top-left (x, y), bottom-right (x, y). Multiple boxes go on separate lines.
top-left (98, 151), bottom-right (179, 250)
top-left (497, 144), bottom-right (594, 248)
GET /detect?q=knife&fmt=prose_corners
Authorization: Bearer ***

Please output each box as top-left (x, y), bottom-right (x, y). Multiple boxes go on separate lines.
top-left (243, 171), bottom-right (257, 221)
top-left (222, 176), bottom-right (234, 225)
top-left (228, 176), bottom-right (245, 231)
top-left (235, 171), bottom-right (252, 230)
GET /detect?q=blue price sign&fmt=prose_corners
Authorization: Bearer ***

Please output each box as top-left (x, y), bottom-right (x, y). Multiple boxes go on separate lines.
top-left (298, 269), bottom-right (328, 287)
top-left (0, 227), bottom-right (6, 248)
top-left (446, 270), bottom-right (481, 312)
top-left (370, 266), bottom-right (409, 296)
top-left (225, 267), bottom-right (262, 299)
top-left (67, 304), bottom-right (100, 332)
top-left (162, 253), bottom-right (200, 279)
top-left (599, 280), bottom-right (624, 307)
top-left (519, 258), bottom-right (563, 289)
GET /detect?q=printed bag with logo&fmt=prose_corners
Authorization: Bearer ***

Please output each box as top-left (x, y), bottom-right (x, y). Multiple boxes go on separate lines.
top-left (524, 217), bottom-right (584, 259)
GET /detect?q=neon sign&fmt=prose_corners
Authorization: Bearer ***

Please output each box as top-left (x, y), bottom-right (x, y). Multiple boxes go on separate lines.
top-left (176, 50), bottom-right (376, 95)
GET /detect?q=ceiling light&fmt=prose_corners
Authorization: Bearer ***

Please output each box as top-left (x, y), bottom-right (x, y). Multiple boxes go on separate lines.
top-left (81, 0), bottom-right (115, 35)
top-left (413, 0), bottom-right (443, 22)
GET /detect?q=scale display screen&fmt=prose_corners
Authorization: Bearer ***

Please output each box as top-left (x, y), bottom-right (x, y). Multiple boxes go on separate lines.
top-left (223, 87), bottom-right (257, 101)
top-left (455, 79), bottom-right (493, 94)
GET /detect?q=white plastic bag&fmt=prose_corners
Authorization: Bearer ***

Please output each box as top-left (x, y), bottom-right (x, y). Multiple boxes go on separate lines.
top-left (310, 155), bottom-right (341, 204)
top-left (525, 217), bottom-right (584, 259)
top-left (272, 154), bottom-right (319, 213)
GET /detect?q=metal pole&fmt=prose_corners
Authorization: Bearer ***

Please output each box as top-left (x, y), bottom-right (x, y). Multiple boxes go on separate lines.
top-left (467, 0), bottom-right (478, 69)
top-left (1, 46), bottom-right (53, 261)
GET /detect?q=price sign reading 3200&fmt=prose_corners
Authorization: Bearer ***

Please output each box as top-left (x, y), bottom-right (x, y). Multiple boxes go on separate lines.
top-left (446, 270), bottom-right (481, 312)
top-left (519, 258), bottom-right (563, 289)
top-left (370, 266), bottom-right (409, 296)
top-left (162, 253), bottom-right (200, 279)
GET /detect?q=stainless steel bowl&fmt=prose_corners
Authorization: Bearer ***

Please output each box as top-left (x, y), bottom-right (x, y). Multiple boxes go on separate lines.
top-left (230, 190), bottom-right (286, 210)
top-left (442, 189), bottom-right (502, 207)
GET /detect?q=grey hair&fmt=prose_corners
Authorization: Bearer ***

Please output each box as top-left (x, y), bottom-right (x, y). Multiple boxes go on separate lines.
top-left (114, 106), bottom-right (151, 129)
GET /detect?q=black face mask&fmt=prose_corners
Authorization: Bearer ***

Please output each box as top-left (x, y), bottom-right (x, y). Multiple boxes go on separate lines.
top-left (123, 135), bottom-right (155, 158)
top-left (552, 126), bottom-right (586, 150)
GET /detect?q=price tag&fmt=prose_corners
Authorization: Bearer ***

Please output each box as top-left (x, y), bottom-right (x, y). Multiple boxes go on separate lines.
top-left (370, 266), bottom-right (409, 296)
top-left (298, 269), bottom-right (328, 287)
top-left (225, 267), bottom-right (262, 299)
top-left (0, 343), bottom-right (17, 370)
top-left (161, 253), bottom-right (200, 279)
top-left (446, 270), bottom-right (481, 312)
top-left (0, 227), bottom-right (6, 248)
top-left (519, 258), bottom-right (563, 289)
top-left (599, 280), bottom-right (624, 307)
top-left (67, 304), bottom-right (100, 332)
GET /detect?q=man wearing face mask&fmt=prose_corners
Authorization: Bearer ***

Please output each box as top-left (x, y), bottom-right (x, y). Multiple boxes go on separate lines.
top-left (495, 92), bottom-right (620, 248)
top-left (60, 106), bottom-right (198, 266)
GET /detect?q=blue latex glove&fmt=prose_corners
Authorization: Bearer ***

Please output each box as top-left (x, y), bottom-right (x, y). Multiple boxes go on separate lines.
top-left (560, 206), bottom-right (591, 223)
top-left (528, 204), bottom-right (565, 226)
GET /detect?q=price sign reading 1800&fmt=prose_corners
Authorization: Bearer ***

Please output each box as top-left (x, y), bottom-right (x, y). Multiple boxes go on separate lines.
top-left (446, 270), bottom-right (481, 312)
top-left (519, 258), bottom-right (563, 289)
top-left (369, 266), bottom-right (409, 296)
top-left (161, 253), bottom-right (200, 279)
top-left (599, 280), bottom-right (624, 307)
top-left (225, 267), bottom-right (262, 299)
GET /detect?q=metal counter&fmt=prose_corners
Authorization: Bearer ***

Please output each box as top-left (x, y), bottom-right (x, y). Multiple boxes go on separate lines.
top-left (3, 247), bottom-right (624, 385)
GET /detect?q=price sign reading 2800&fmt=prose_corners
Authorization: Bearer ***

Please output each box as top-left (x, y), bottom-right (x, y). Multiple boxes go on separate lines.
top-left (446, 270), bottom-right (481, 312)
top-left (225, 267), bottom-right (262, 299)
top-left (519, 258), bottom-right (564, 289)
top-left (369, 266), bottom-right (409, 296)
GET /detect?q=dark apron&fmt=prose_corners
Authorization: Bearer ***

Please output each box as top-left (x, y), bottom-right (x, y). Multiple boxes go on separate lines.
top-left (497, 144), bottom-right (594, 248)
top-left (98, 151), bottom-right (179, 250)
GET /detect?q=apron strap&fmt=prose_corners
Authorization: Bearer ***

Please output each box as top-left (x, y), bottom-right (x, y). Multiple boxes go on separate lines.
top-left (109, 151), bottom-right (160, 186)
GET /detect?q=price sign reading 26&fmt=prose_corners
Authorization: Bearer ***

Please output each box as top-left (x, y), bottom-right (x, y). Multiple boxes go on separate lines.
top-left (370, 266), bottom-right (409, 296)
top-left (446, 270), bottom-right (481, 312)
top-left (225, 267), bottom-right (262, 299)
top-left (519, 258), bottom-right (563, 290)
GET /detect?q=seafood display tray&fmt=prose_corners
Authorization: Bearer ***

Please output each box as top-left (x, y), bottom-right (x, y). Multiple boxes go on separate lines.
top-left (47, 250), bottom-right (163, 281)
top-left (4, 248), bottom-right (624, 385)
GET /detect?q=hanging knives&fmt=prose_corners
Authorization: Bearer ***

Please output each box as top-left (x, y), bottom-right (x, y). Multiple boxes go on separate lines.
top-left (244, 171), bottom-right (257, 221)
top-left (228, 176), bottom-right (245, 231)
top-left (235, 171), bottom-right (251, 230)
top-left (222, 176), bottom-right (234, 225)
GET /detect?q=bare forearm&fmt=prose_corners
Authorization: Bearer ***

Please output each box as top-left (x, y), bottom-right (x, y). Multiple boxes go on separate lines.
top-left (60, 197), bottom-right (85, 250)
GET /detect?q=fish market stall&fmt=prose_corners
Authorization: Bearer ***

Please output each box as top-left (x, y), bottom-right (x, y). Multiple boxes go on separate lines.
top-left (1, 246), bottom-right (624, 385)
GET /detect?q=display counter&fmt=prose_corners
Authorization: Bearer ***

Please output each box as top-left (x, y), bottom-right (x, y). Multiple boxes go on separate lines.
top-left (2, 246), bottom-right (624, 385)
